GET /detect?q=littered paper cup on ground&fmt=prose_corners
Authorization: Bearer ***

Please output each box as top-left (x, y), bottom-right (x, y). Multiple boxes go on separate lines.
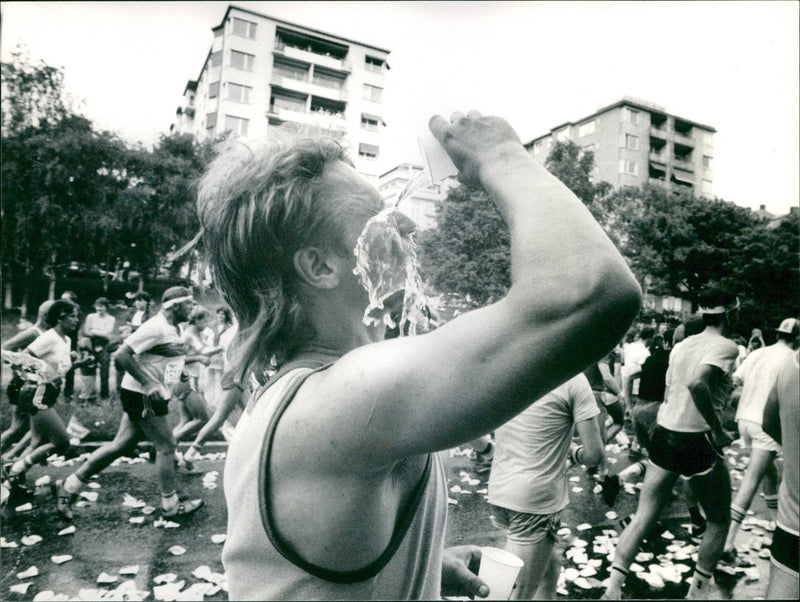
top-left (478, 546), bottom-right (524, 600)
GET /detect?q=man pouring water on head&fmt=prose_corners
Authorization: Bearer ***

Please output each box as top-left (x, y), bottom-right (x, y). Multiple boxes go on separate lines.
top-left (198, 111), bottom-right (641, 600)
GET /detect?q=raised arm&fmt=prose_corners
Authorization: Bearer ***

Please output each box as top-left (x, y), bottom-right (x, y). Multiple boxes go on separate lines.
top-left (291, 112), bottom-right (641, 470)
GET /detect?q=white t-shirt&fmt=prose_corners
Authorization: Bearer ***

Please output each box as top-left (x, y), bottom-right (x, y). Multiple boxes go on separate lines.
top-left (120, 312), bottom-right (185, 399)
top-left (27, 329), bottom-right (72, 379)
top-left (488, 374), bottom-right (600, 514)
top-left (84, 312), bottom-right (116, 339)
top-left (622, 340), bottom-right (650, 396)
top-left (658, 330), bottom-right (738, 433)
top-left (734, 342), bottom-right (795, 425)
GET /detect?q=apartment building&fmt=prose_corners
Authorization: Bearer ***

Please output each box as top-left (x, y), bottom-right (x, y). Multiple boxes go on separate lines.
top-left (173, 5), bottom-right (390, 182)
top-left (525, 97), bottom-right (716, 196)
top-left (378, 164), bottom-right (455, 231)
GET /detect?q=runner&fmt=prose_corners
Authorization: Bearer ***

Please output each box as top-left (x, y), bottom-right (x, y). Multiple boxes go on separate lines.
top-left (602, 287), bottom-right (740, 600)
top-left (721, 317), bottom-right (799, 561)
top-left (196, 112), bottom-right (641, 599)
top-left (761, 349), bottom-right (799, 599)
top-left (487, 374), bottom-right (604, 599)
top-left (1, 300), bottom-right (54, 456)
top-left (1, 300), bottom-right (82, 513)
top-left (53, 286), bottom-right (203, 521)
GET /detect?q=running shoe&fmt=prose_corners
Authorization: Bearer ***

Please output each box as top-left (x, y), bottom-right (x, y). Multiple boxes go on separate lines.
top-left (52, 479), bottom-right (77, 521)
top-left (161, 498), bottom-right (204, 518)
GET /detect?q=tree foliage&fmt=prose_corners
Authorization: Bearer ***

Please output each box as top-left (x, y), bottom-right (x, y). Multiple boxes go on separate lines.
top-left (1, 51), bottom-right (214, 308)
top-left (418, 139), bottom-right (798, 330)
top-left (417, 185), bottom-right (510, 307)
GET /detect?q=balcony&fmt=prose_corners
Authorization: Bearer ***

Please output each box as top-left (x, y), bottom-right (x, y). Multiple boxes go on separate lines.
top-left (649, 126), bottom-right (668, 139)
top-left (267, 106), bottom-right (346, 132)
top-left (270, 73), bottom-right (348, 101)
top-left (672, 157), bottom-right (694, 173)
top-left (649, 152), bottom-right (667, 165)
top-left (274, 42), bottom-right (351, 73)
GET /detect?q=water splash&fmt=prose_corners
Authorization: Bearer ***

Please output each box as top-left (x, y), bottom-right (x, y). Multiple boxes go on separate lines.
top-left (353, 206), bottom-right (430, 336)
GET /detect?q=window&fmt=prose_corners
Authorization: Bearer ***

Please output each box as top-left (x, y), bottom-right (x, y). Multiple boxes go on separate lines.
top-left (358, 142), bottom-right (379, 158)
top-left (533, 140), bottom-right (543, 153)
top-left (625, 134), bottom-right (639, 150)
top-left (621, 107), bottom-right (640, 125)
top-left (362, 84), bottom-right (382, 103)
top-left (578, 120), bottom-right (596, 137)
top-left (206, 112), bottom-right (217, 134)
top-left (703, 132), bottom-right (714, 146)
top-left (556, 129), bottom-right (571, 142)
top-left (227, 83), bottom-right (252, 104)
top-left (210, 51), bottom-right (222, 67)
top-left (365, 55), bottom-right (384, 73)
top-left (619, 158), bottom-right (638, 176)
top-left (361, 114), bottom-right (380, 131)
top-left (225, 115), bottom-right (249, 136)
top-left (232, 17), bottom-right (257, 39)
top-left (208, 82), bottom-right (220, 99)
top-left (230, 50), bottom-right (255, 71)
top-left (702, 155), bottom-right (713, 169)
top-left (702, 180), bottom-right (713, 195)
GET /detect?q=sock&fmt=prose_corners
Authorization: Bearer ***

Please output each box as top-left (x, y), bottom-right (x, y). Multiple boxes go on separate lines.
top-left (63, 473), bottom-right (86, 494)
top-left (605, 565), bottom-right (628, 594)
top-left (730, 503), bottom-right (746, 525)
top-left (689, 504), bottom-right (705, 526)
top-left (689, 565), bottom-right (712, 592)
top-left (161, 491), bottom-right (178, 511)
top-left (764, 495), bottom-right (778, 511)
top-left (10, 455), bottom-right (33, 476)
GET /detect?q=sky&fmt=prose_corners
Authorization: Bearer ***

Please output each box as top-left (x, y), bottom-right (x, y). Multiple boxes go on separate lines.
top-left (1, 1), bottom-right (798, 216)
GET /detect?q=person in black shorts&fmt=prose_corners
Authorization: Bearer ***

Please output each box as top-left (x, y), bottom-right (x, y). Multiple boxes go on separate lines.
top-left (53, 287), bottom-right (204, 521)
top-left (603, 288), bottom-right (740, 600)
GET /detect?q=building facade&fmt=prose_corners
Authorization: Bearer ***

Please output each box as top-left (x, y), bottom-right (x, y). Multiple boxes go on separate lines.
top-left (525, 97), bottom-right (716, 196)
top-left (174, 5), bottom-right (390, 182)
top-left (378, 163), bottom-right (456, 231)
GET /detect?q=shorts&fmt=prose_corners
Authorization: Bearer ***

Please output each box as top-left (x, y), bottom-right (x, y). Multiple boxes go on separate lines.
top-left (489, 504), bottom-right (561, 545)
top-left (770, 525), bottom-right (799, 578)
top-left (649, 425), bottom-right (718, 477)
top-left (738, 419), bottom-right (780, 453)
top-left (120, 388), bottom-right (169, 421)
top-left (6, 374), bottom-right (23, 406)
top-left (17, 381), bottom-right (61, 416)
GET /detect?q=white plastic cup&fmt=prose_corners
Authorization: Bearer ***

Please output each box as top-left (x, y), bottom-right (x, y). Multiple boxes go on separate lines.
top-left (478, 546), bottom-right (524, 600)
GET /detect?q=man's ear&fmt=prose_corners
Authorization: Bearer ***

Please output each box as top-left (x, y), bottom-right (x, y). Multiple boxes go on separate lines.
top-left (293, 247), bottom-right (341, 289)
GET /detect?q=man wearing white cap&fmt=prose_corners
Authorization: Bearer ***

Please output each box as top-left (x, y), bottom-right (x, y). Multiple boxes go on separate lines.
top-left (603, 287), bottom-right (740, 600)
top-left (53, 287), bottom-right (204, 521)
top-left (721, 317), bottom-right (800, 562)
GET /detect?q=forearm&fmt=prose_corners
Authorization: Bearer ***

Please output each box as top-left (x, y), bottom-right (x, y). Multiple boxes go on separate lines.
top-left (688, 383), bottom-right (718, 431)
top-left (114, 350), bottom-right (155, 391)
top-left (762, 389), bottom-right (782, 445)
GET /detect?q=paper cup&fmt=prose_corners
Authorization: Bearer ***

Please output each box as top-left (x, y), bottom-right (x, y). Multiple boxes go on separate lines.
top-left (478, 546), bottom-right (524, 600)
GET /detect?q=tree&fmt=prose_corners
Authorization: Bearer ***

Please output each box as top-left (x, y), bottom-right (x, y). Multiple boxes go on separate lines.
top-left (417, 185), bottom-right (510, 307)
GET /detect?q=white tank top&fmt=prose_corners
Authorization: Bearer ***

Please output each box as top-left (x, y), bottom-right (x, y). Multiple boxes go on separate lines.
top-left (222, 366), bottom-right (447, 600)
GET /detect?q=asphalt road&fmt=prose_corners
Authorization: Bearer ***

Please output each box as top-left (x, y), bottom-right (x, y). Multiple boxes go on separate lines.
top-left (1, 439), bottom-right (777, 600)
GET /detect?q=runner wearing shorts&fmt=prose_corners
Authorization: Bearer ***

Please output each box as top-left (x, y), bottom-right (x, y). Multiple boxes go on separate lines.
top-left (603, 288), bottom-right (740, 600)
top-left (53, 287), bottom-right (204, 521)
top-left (762, 349), bottom-right (799, 598)
top-left (488, 374), bottom-right (604, 599)
top-left (722, 318), bottom-right (799, 559)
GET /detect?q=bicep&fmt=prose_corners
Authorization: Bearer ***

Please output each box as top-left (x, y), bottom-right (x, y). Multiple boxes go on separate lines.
top-left (761, 387), bottom-right (781, 445)
top-left (298, 297), bottom-right (624, 469)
